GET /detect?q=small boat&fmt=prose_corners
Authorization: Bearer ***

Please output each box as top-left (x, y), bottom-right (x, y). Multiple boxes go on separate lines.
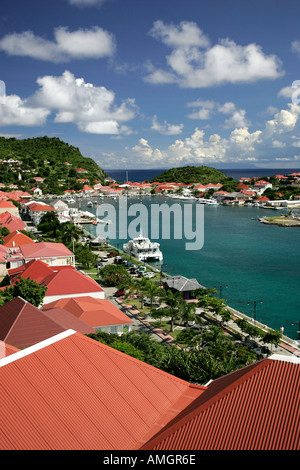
top-left (198, 198), bottom-right (218, 205)
top-left (87, 201), bottom-right (93, 207)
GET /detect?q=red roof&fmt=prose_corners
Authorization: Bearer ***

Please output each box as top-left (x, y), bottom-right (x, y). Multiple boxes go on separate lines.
top-left (3, 230), bottom-right (35, 248)
top-left (41, 268), bottom-right (104, 297)
top-left (0, 200), bottom-right (16, 208)
top-left (7, 259), bottom-right (102, 298)
top-left (0, 341), bottom-right (19, 359)
top-left (43, 296), bottom-right (133, 327)
top-left (0, 244), bottom-right (9, 263)
top-left (19, 242), bottom-right (74, 260)
top-left (0, 212), bottom-right (26, 232)
top-left (0, 297), bottom-right (96, 349)
top-left (0, 330), bottom-right (204, 450)
top-left (8, 259), bottom-right (56, 283)
top-left (27, 202), bottom-right (55, 212)
top-left (141, 357), bottom-right (300, 451)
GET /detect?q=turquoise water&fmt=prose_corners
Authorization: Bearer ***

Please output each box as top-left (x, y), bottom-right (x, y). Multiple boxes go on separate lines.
top-left (84, 196), bottom-right (300, 339)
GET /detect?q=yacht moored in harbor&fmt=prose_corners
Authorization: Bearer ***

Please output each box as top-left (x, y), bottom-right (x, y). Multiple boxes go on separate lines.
top-left (198, 198), bottom-right (218, 205)
top-left (123, 233), bottom-right (163, 262)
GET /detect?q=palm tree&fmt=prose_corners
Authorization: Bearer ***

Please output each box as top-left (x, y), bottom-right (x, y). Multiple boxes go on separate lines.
top-left (179, 301), bottom-right (197, 329)
top-left (163, 290), bottom-right (183, 332)
top-left (60, 222), bottom-right (82, 247)
top-left (144, 280), bottom-right (161, 308)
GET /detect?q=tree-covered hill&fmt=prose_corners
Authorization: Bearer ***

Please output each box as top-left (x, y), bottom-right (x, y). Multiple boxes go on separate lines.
top-left (151, 165), bottom-right (232, 185)
top-left (0, 136), bottom-right (107, 193)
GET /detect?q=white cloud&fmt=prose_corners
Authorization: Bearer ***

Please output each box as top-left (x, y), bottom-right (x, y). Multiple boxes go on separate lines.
top-left (277, 85), bottom-right (294, 99)
top-left (0, 26), bottom-right (115, 62)
top-left (186, 99), bottom-right (249, 128)
top-left (0, 94), bottom-right (50, 126)
top-left (264, 103), bottom-right (300, 137)
top-left (272, 140), bottom-right (286, 148)
top-left (124, 125), bottom-right (264, 168)
top-left (145, 21), bottom-right (284, 88)
top-left (31, 70), bottom-right (137, 134)
top-left (149, 20), bottom-right (210, 49)
top-left (132, 138), bottom-right (164, 164)
top-left (229, 127), bottom-right (262, 151)
top-left (151, 115), bottom-right (184, 135)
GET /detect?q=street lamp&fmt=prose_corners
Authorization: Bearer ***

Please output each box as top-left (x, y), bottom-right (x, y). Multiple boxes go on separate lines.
top-left (247, 300), bottom-right (263, 324)
top-left (160, 263), bottom-right (167, 286)
top-left (214, 284), bottom-right (228, 299)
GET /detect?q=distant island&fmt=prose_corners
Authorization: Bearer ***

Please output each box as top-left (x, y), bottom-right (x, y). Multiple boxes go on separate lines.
top-left (151, 165), bottom-right (231, 185)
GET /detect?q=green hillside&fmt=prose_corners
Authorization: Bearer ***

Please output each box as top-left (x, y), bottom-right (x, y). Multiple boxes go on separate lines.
top-left (151, 165), bottom-right (231, 185)
top-left (0, 136), bottom-right (107, 193)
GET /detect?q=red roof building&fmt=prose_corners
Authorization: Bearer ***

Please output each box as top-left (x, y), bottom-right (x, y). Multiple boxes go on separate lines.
top-left (43, 296), bottom-right (133, 333)
top-left (0, 331), bottom-right (298, 450)
top-left (141, 356), bottom-right (300, 451)
top-left (0, 297), bottom-right (96, 349)
top-left (0, 200), bottom-right (19, 216)
top-left (19, 242), bottom-right (74, 266)
top-left (7, 259), bottom-right (104, 304)
top-left (3, 230), bottom-right (35, 248)
top-left (0, 330), bottom-right (205, 450)
top-left (0, 211), bottom-right (26, 232)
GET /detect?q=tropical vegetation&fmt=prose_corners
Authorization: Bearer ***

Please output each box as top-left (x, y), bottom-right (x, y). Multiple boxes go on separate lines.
top-left (0, 135), bottom-right (107, 194)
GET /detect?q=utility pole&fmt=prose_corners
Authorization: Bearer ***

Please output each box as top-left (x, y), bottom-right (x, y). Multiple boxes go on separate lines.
top-left (248, 300), bottom-right (263, 325)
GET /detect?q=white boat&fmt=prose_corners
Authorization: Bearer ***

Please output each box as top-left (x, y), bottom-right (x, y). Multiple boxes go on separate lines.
top-left (87, 201), bottom-right (93, 207)
top-left (198, 198), bottom-right (218, 205)
top-left (123, 233), bottom-right (163, 262)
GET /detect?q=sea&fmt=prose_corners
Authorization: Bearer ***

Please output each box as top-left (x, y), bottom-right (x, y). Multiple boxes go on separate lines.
top-left (81, 167), bottom-right (300, 340)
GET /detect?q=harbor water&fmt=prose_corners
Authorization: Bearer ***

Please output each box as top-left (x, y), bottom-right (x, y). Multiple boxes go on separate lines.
top-left (81, 195), bottom-right (300, 340)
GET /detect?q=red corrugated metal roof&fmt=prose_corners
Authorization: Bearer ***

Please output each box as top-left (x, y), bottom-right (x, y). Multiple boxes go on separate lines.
top-left (140, 357), bottom-right (300, 451)
top-left (43, 296), bottom-right (133, 327)
top-left (19, 242), bottom-right (73, 259)
top-left (0, 331), bottom-right (205, 450)
top-left (41, 268), bottom-right (104, 296)
top-left (0, 297), bottom-right (96, 349)
top-left (0, 341), bottom-right (19, 359)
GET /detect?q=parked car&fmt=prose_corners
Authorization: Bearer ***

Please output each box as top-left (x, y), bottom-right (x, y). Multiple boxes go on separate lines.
top-left (143, 296), bottom-right (160, 307)
top-left (142, 271), bottom-right (154, 278)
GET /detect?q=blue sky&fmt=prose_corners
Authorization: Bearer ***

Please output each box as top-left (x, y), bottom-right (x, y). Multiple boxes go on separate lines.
top-left (1, 0), bottom-right (300, 170)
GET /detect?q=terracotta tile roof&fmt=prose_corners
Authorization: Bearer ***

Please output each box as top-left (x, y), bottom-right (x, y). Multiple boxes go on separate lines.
top-left (43, 296), bottom-right (133, 327)
top-left (0, 330), bottom-right (205, 450)
top-left (141, 356), bottom-right (300, 451)
top-left (0, 297), bottom-right (96, 349)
